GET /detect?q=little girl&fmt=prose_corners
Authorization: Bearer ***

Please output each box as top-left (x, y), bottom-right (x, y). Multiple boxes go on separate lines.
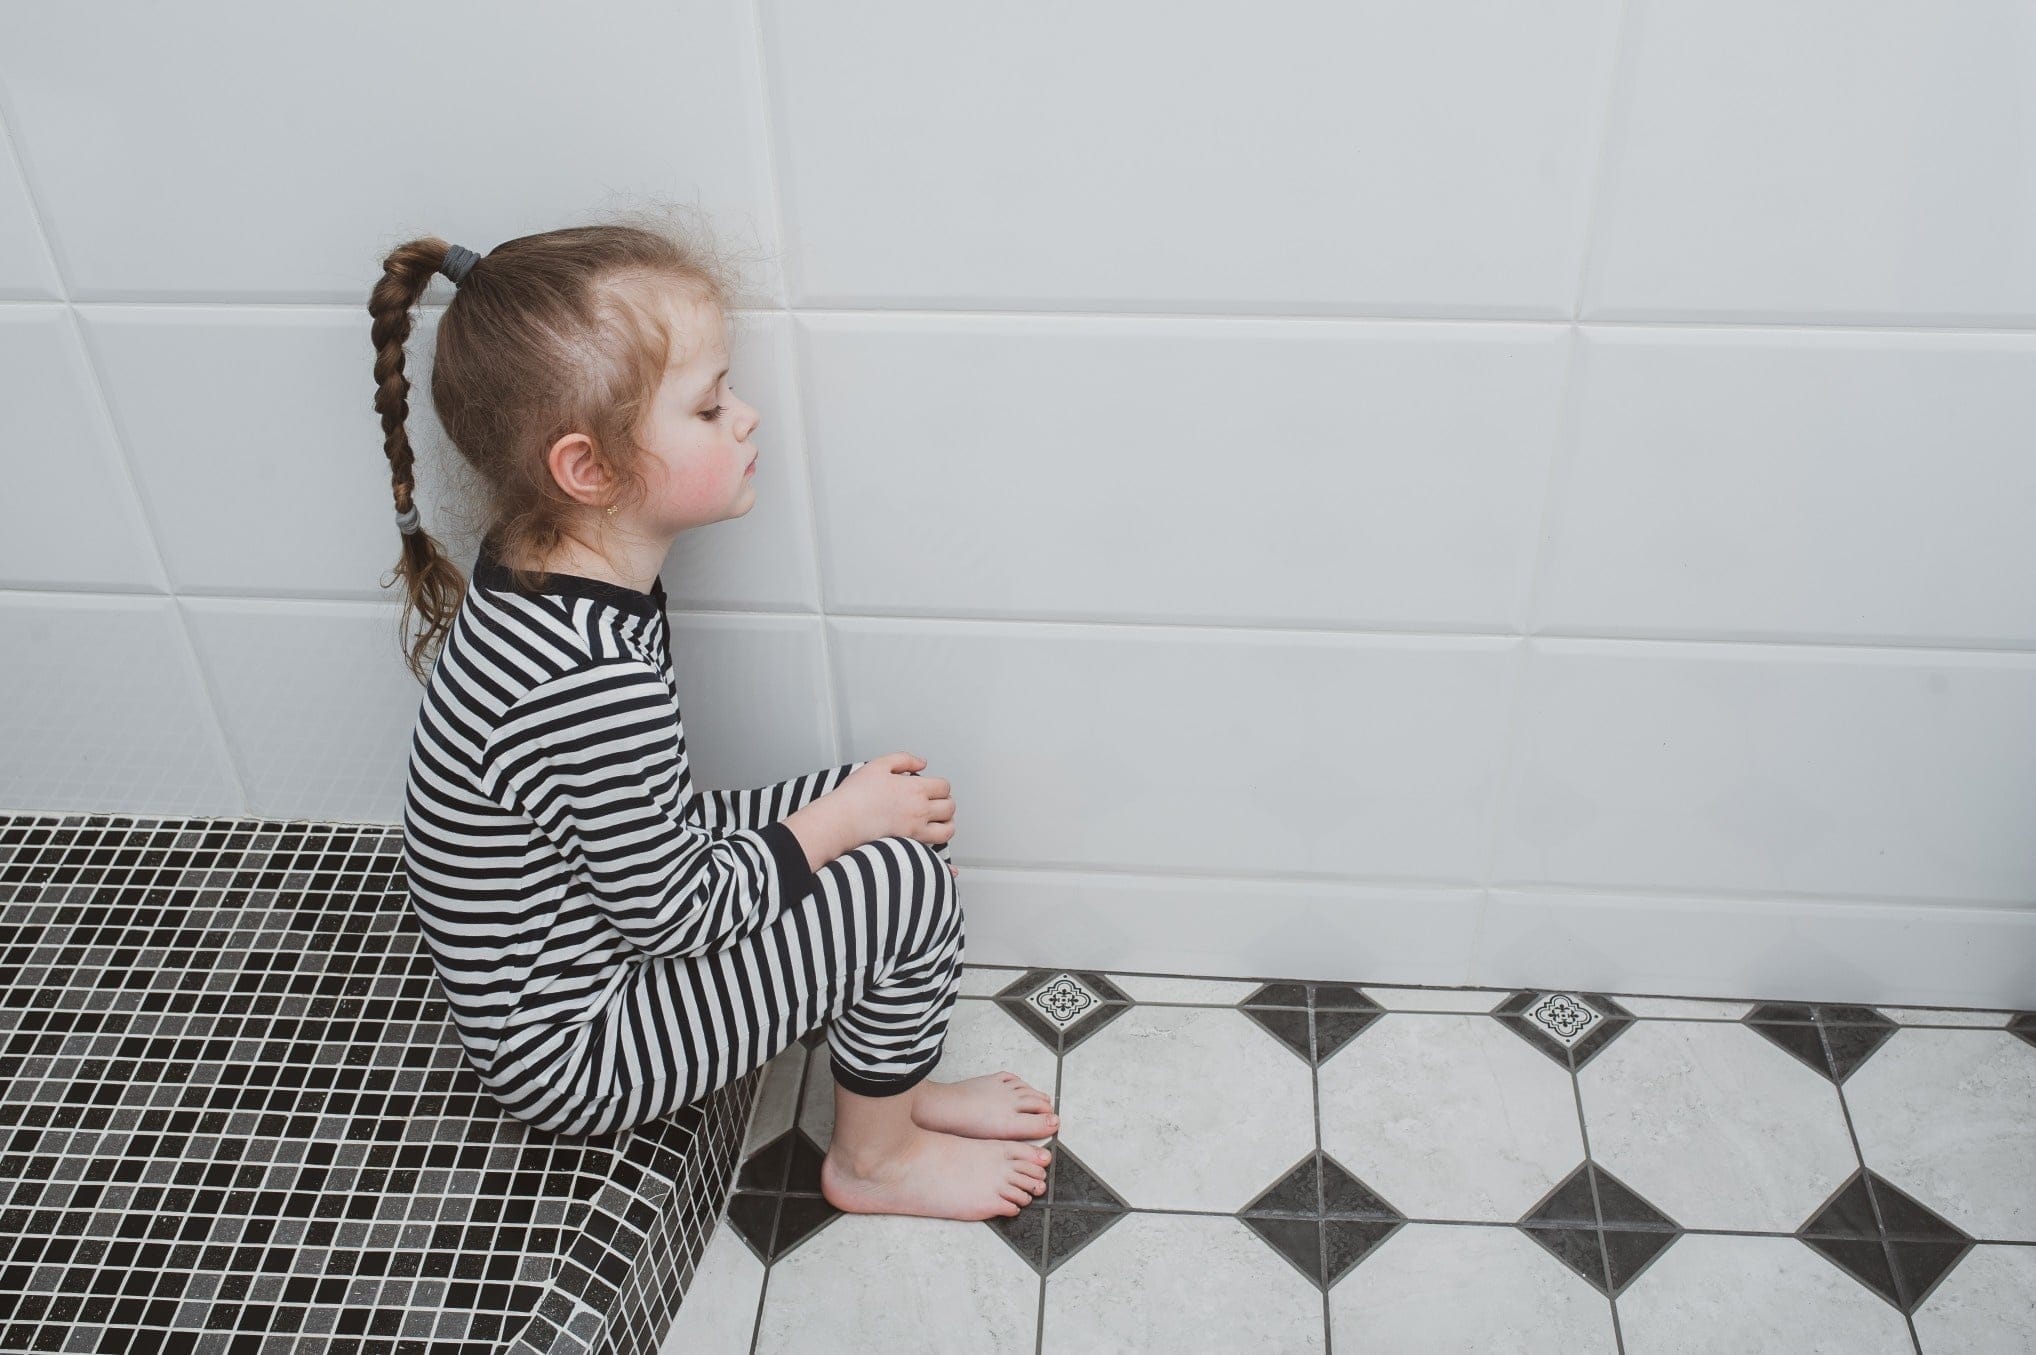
top-left (368, 219), bottom-right (1058, 1222)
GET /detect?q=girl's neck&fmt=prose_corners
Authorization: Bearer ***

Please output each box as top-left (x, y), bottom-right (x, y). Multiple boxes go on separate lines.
top-left (518, 528), bottom-right (671, 597)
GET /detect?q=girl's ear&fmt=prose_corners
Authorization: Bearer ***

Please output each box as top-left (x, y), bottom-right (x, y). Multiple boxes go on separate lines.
top-left (545, 432), bottom-right (612, 506)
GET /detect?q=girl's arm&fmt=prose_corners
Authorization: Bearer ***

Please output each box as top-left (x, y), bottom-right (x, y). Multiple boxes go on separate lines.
top-left (691, 760), bottom-right (868, 835)
top-left (695, 760), bottom-right (956, 870)
top-left (481, 660), bottom-right (817, 960)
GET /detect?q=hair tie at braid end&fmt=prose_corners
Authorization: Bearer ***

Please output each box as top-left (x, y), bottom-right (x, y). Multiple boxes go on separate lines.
top-left (438, 243), bottom-right (481, 287)
top-left (395, 504), bottom-right (422, 535)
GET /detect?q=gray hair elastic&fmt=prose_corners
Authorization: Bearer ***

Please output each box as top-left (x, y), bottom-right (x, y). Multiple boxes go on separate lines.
top-left (395, 503), bottom-right (421, 535)
top-left (438, 243), bottom-right (480, 286)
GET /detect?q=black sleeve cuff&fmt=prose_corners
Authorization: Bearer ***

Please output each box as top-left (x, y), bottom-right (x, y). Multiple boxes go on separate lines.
top-left (757, 819), bottom-right (818, 904)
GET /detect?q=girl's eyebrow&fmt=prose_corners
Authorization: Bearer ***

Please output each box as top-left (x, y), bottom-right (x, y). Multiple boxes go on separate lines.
top-left (694, 365), bottom-right (729, 400)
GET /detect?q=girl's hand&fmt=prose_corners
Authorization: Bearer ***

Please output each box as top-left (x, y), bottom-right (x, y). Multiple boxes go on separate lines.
top-left (837, 752), bottom-right (956, 851)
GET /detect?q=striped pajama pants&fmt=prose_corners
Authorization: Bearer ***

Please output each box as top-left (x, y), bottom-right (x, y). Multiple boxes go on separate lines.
top-left (553, 762), bottom-right (964, 1138)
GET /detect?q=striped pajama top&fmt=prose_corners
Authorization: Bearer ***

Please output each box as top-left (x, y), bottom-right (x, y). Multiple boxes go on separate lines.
top-left (399, 535), bottom-right (824, 1115)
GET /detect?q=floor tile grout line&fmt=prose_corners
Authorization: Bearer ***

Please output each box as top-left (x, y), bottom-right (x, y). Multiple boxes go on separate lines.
top-left (1816, 1019), bottom-right (1924, 1354)
top-left (1033, 1039), bottom-right (1060, 1355)
top-left (1314, 1002), bottom-right (1331, 1355)
top-left (746, 1044), bottom-right (806, 1355)
top-left (1565, 1050), bottom-right (1627, 1355)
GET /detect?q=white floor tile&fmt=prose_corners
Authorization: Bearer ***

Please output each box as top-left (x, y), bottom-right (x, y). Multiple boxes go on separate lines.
top-left (1105, 973), bottom-right (1266, 1005)
top-left (754, 1213), bottom-right (1040, 1355)
top-left (1846, 1028), bottom-right (2036, 1241)
top-left (1577, 1021), bottom-right (1856, 1232)
top-left (661, 1223), bottom-right (765, 1355)
top-left (1056, 1005), bottom-right (1314, 1212)
top-left (1318, 1014), bottom-right (1584, 1221)
top-left (1327, 1224), bottom-right (1615, 1353)
top-left (1043, 1212), bottom-right (1324, 1354)
top-left (1615, 1235), bottom-right (1911, 1355)
top-left (1911, 1243), bottom-right (2036, 1354)
top-left (1358, 985), bottom-right (1508, 1013)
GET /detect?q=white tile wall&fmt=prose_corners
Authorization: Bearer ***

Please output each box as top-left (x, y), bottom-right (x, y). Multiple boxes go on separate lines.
top-left (2, 0), bottom-right (2030, 1007)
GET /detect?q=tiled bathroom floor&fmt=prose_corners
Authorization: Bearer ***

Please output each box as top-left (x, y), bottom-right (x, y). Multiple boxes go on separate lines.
top-left (665, 969), bottom-right (2036, 1355)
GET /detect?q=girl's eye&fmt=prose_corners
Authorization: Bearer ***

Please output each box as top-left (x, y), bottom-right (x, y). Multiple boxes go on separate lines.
top-left (700, 405), bottom-right (725, 421)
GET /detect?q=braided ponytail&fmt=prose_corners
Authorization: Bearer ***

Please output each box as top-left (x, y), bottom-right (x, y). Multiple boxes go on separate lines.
top-left (368, 238), bottom-right (468, 683)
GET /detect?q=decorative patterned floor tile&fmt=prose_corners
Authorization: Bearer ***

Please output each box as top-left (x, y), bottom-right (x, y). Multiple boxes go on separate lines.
top-left (989, 969), bottom-right (1133, 1055)
top-left (1491, 990), bottom-right (1636, 1069)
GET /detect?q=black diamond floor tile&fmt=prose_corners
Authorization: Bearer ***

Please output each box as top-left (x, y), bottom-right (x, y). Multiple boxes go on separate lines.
top-left (1322, 1217), bottom-right (1403, 1290)
top-left (1746, 1005), bottom-right (1848, 1081)
top-left (1887, 1238), bottom-right (1975, 1315)
top-left (1246, 1154), bottom-right (1326, 1216)
top-left (1241, 984), bottom-right (1384, 1065)
top-left (1042, 1204), bottom-right (1127, 1277)
top-left (1519, 1163), bottom-right (1600, 1230)
top-left (1318, 1153), bottom-right (1404, 1222)
top-left (1522, 1223), bottom-right (1611, 1294)
top-left (1590, 1164), bottom-right (1679, 1232)
top-left (1242, 1213), bottom-right (1330, 1288)
top-left (1801, 1235), bottom-right (1902, 1309)
top-left (1799, 1170), bottom-right (1880, 1237)
top-left (1241, 1004), bottom-right (1315, 1064)
top-left (1817, 1007), bottom-right (1898, 1082)
top-left (1599, 1226), bottom-right (1679, 1296)
top-left (1864, 1171), bottom-right (1972, 1245)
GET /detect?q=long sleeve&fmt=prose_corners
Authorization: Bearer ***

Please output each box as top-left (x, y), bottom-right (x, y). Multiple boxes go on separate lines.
top-left (693, 759), bottom-right (954, 866)
top-left (480, 659), bottom-right (818, 960)
top-left (691, 759), bottom-right (868, 835)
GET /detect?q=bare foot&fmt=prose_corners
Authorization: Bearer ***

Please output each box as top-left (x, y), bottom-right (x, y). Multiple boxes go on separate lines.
top-left (911, 1072), bottom-right (1059, 1141)
top-left (822, 1126), bottom-right (1051, 1221)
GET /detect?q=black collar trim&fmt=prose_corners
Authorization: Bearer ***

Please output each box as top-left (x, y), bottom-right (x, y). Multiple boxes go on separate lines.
top-left (472, 535), bottom-right (666, 620)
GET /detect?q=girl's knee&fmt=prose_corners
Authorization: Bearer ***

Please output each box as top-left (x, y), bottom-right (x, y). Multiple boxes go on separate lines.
top-left (881, 834), bottom-right (954, 885)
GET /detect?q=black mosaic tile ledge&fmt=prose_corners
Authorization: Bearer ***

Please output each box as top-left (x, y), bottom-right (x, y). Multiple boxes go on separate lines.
top-left (0, 812), bottom-right (760, 1355)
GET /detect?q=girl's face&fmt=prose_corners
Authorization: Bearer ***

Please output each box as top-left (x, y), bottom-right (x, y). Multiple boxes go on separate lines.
top-left (632, 292), bottom-right (761, 535)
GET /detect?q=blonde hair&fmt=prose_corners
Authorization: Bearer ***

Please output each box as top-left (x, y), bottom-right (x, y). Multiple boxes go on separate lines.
top-left (366, 206), bottom-right (754, 682)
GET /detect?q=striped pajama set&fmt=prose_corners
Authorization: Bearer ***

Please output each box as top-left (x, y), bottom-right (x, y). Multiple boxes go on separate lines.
top-left (399, 535), bottom-right (962, 1137)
